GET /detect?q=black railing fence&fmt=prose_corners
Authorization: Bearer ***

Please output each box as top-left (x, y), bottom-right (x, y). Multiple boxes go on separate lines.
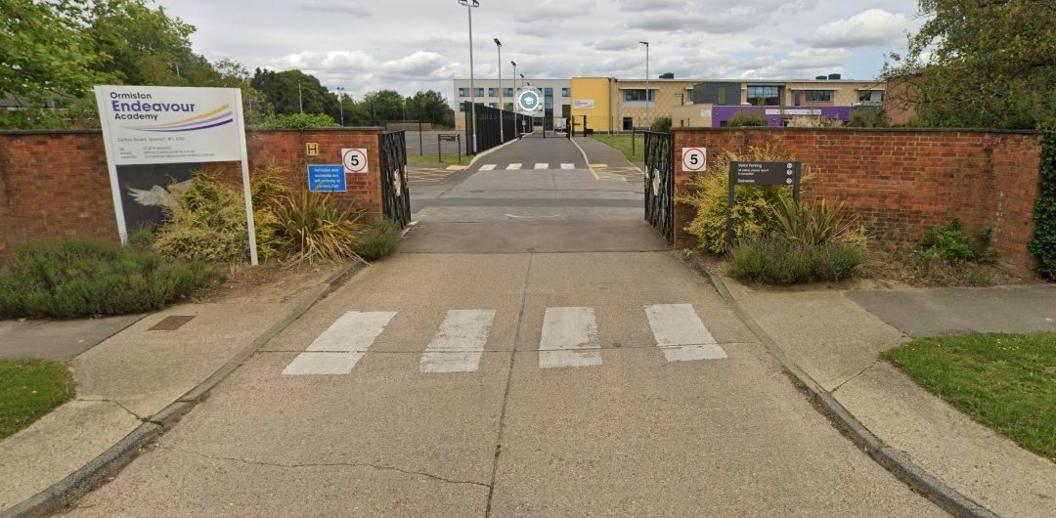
top-left (379, 130), bottom-right (411, 228)
top-left (461, 102), bottom-right (535, 155)
top-left (643, 131), bottom-right (674, 243)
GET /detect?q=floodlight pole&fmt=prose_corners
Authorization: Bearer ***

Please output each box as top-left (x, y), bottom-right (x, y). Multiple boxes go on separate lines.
top-left (639, 41), bottom-right (650, 129)
top-left (459, 0), bottom-right (480, 153)
top-left (511, 60), bottom-right (518, 136)
top-left (335, 86), bottom-right (345, 126)
top-left (495, 38), bottom-right (503, 143)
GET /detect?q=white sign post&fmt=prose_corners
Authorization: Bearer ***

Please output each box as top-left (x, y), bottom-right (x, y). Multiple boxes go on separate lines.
top-left (682, 147), bottom-right (707, 172)
top-left (94, 85), bottom-right (258, 265)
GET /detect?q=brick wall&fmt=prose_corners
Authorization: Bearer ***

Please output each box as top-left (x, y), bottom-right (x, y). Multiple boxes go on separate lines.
top-left (0, 128), bottom-right (386, 255)
top-left (672, 128), bottom-right (1042, 272)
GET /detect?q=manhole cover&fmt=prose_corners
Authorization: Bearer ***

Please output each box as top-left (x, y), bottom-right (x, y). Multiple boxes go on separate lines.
top-left (150, 315), bottom-right (195, 331)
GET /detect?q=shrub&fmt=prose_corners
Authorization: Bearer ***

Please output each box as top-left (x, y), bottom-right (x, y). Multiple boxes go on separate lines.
top-left (650, 117), bottom-right (672, 133)
top-left (0, 239), bottom-right (221, 319)
top-left (771, 196), bottom-right (866, 247)
top-left (727, 113), bottom-right (767, 127)
top-left (785, 117), bottom-right (844, 128)
top-left (261, 113), bottom-right (340, 129)
top-left (354, 218), bottom-right (401, 261)
top-left (729, 236), bottom-right (864, 285)
top-left (272, 190), bottom-right (364, 265)
top-left (848, 109), bottom-right (887, 128)
top-left (915, 219), bottom-right (995, 264)
top-left (1030, 131), bottom-right (1056, 279)
top-left (677, 144), bottom-right (798, 254)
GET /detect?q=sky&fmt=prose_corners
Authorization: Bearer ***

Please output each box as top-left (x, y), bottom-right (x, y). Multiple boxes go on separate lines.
top-left (156, 0), bottom-right (925, 100)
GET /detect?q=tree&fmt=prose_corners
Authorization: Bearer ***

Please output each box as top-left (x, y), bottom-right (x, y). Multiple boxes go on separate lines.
top-left (886, 0), bottom-right (1056, 129)
top-left (251, 69), bottom-right (338, 118)
top-left (405, 90), bottom-right (455, 127)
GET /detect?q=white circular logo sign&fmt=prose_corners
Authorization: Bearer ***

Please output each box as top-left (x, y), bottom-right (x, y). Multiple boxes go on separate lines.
top-left (518, 90), bottom-right (541, 113)
top-left (342, 148), bottom-right (368, 174)
top-left (682, 147), bottom-right (707, 172)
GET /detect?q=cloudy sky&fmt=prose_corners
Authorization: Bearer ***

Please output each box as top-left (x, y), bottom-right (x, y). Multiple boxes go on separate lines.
top-left (157, 0), bottom-right (925, 100)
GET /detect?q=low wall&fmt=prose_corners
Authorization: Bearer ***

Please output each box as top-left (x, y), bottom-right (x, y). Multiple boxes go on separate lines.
top-left (0, 128), bottom-right (387, 255)
top-left (672, 128), bottom-right (1042, 272)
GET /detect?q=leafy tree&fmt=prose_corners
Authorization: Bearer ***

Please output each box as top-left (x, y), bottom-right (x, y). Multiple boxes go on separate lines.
top-left (405, 90), bottom-right (455, 127)
top-left (251, 69), bottom-right (339, 118)
top-left (359, 90), bottom-right (406, 125)
top-left (886, 0), bottom-right (1056, 129)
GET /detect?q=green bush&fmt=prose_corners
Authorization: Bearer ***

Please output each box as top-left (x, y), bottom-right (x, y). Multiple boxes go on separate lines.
top-left (261, 113), bottom-right (340, 129)
top-left (272, 190), bottom-right (364, 265)
top-left (1030, 131), bottom-right (1056, 279)
top-left (728, 236), bottom-right (864, 285)
top-left (0, 239), bottom-right (221, 319)
top-left (727, 113), bottom-right (768, 127)
top-left (916, 219), bottom-right (995, 264)
top-left (771, 196), bottom-right (865, 247)
top-left (354, 219), bottom-right (401, 261)
top-left (650, 117), bottom-right (672, 133)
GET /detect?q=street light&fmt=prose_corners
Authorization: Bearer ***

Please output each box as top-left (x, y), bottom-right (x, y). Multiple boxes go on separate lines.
top-left (639, 41), bottom-right (650, 129)
top-left (511, 60), bottom-right (518, 136)
top-left (334, 86), bottom-right (345, 126)
top-left (458, 0), bottom-right (480, 153)
top-left (494, 38), bottom-right (504, 142)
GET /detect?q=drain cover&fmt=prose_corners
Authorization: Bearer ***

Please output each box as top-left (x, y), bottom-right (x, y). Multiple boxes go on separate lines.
top-left (149, 315), bottom-right (195, 331)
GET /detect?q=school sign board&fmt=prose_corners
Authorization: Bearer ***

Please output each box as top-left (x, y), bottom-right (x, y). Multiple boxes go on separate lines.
top-left (95, 85), bottom-right (259, 264)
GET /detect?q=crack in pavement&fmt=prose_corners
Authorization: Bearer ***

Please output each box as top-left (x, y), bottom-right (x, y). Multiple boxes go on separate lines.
top-left (162, 445), bottom-right (491, 489)
top-left (77, 397), bottom-right (147, 422)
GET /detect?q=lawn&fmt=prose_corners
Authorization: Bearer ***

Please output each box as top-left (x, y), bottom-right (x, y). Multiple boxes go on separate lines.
top-left (407, 154), bottom-right (469, 166)
top-left (0, 358), bottom-right (74, 440)
top-left (883, 332), bottom-right (1056, 462)
top-left (591, 134), bottom-right (646, 162)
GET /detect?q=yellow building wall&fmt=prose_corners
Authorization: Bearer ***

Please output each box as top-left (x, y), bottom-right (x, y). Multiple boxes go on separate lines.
top-left (614, 80), bottom-right (696, 130)
top-left (671, 104), bottom-right (713, 128)
top-left (570, 77), bottom-right (614, 132)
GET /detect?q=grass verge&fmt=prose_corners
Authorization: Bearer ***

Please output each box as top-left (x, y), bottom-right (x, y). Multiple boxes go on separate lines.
top-left (407, 154), bottom-right (469, 166)
top-left (884, 332), bottom-right (1056, 462)
top-left (0, 358), bottom-right (74, 440)
top-left (590, 134), bottom-right (641, 162)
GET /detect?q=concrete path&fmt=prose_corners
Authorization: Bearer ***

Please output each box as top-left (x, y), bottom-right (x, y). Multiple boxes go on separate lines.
top-left (0, 315), bottom-right (143, 360)
top-left (66, 137), bottom-right (940, 516)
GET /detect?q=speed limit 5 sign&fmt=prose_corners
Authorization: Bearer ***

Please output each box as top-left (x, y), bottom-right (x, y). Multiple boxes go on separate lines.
top-left (682, 147), bottom-right (707, 172)
top-left (341, 148), bottom-right (369, 174)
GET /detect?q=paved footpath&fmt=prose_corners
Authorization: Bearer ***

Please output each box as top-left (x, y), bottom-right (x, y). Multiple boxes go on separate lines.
top-left (68, 138), bottom-right (941, 516)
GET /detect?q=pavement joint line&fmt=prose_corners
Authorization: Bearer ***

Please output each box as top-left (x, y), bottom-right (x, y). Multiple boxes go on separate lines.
top-left (1, 262), bottom-right (366, 518)
top-left (830, 358), bottom-right (881, 393)
top-left (690, 259), bottom-right (1000, 518)
top-left (161, 445), bottom-right (491, 489)
top-left (484, 253), bottom-right (533, 517)
top-left (75, 397), bottom-right (147, 422)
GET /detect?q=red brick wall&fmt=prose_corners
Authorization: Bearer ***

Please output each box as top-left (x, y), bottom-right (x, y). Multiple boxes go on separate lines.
top-left (672, 128), bottom-right (1042, 272)
top-left (0, 129), bottom-right (386, 255)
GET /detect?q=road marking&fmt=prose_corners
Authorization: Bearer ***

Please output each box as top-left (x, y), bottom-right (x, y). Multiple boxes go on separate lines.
top-left (282, 352), bottom-right (363, 376)
top-left (539, 307), bottom-right (602, 369)
top-left (306, 311), bottom-right (397, 352)
top-left (507, 163), bottom-right (522, 170)
top-left (534, 163), bottom-right (549, 170)
top-left (644, 304), bottom-right (727, 362)
top-left (479, 164), bottom-right (496, 171)
top-left (560, 163), bottom-right (575, 170)
top-left (419, 309), bottom-right (496, 373)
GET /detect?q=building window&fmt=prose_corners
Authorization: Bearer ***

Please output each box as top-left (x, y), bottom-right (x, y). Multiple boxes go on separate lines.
top-left (717, 87), bottom-right (727, 105)
top-left (622, 89), bottom-right (655, 102)
top-left (488, 88), bottom-right (499, 97)
top-left (458, 88), bottom-right (468, 97)
top-left (747, 85), bottom-right (780, 106)
top-left (805, 90), bottom-right (833, 102)
top-left (561, 87), bottom-right (570, 97)
top-left (475, 87), bottom-right (484, 97)
top-left (623, 117), bottom-right (634, 130)
top-left (504, 87), bottom-right (514, 97)
top-left (858, 90), bottom-right (884, 104)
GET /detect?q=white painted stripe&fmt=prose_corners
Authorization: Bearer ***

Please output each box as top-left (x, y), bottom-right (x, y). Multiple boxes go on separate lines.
top-left (539, 307), bottom-right (602, 369)
top-left (506, 163), bottom-right (522, 170)
top-left (419, 310), bottom-right (496, 373)
top-left (479, 164), bottom-right (496, 171)
top-left (645, 304), bottom-right (727, 362)
top-left (282, 352), bottom-right (364, 376)
top-left (306, 311), bottom-right (396, 352)
top-left (560, 163), bottom-right (575, 170)
top-left (534, 163), bottom-right (548, 170)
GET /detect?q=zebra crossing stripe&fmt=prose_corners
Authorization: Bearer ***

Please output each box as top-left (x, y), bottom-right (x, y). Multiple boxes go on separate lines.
top-left (507, 163), bottom-right (522, 170)
top-left (282, 311), bottom-right (396, 376)
top-left (419, 310), bottom-right (496, 373)
top-left (539, 307), bottom-right (602, 369)
top-left (534, 163), bottom-right (548, 170)
top-left (560, 163), bottom-right (575, 170)
top-left (479, 164), bottom-right (496, 171)
top-left (644, 304), bottom-right (727, 362)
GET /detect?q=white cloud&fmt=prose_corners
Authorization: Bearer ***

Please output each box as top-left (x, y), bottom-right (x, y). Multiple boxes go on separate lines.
top-left (300, 0), bottom-right (367, 16)
top-left (803, 9), bottom-right (915, 48)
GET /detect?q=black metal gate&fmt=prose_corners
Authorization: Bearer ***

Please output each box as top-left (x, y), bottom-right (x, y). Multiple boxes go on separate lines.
top-left (643, 131), bottom-right (674, 243)
top-left (380, 130), bottom-right (411, 228)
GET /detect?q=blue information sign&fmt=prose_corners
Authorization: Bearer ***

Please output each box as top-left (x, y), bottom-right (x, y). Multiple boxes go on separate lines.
top-left (307, 164), bottom-right (346, 192)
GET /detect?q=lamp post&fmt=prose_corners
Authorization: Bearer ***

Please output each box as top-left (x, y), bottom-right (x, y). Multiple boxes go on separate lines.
top-left (298, 82), bottom-right (304, 114)
top-left (494, 38), bottom-right (503, 142)
top-left (511, 60), bottom-right (518, 136)
top-left (458, 0), bottom-right (480, 153)
top-left (639, 41), bottom-right (650, 129)
top-left (335, 86), bottom-right (345, 126)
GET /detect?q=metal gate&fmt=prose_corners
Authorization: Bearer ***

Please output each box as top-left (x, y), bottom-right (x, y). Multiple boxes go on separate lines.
top-left (643, 131), bottom-right (674, 243)
top-left (380, 130), bottom-right (411, 228)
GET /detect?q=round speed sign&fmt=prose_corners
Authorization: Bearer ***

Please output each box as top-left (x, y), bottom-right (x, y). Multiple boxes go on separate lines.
top-left (682, 147), bottom-right (707, 172)
top-left (342, 148), bottom-right (368, 174)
